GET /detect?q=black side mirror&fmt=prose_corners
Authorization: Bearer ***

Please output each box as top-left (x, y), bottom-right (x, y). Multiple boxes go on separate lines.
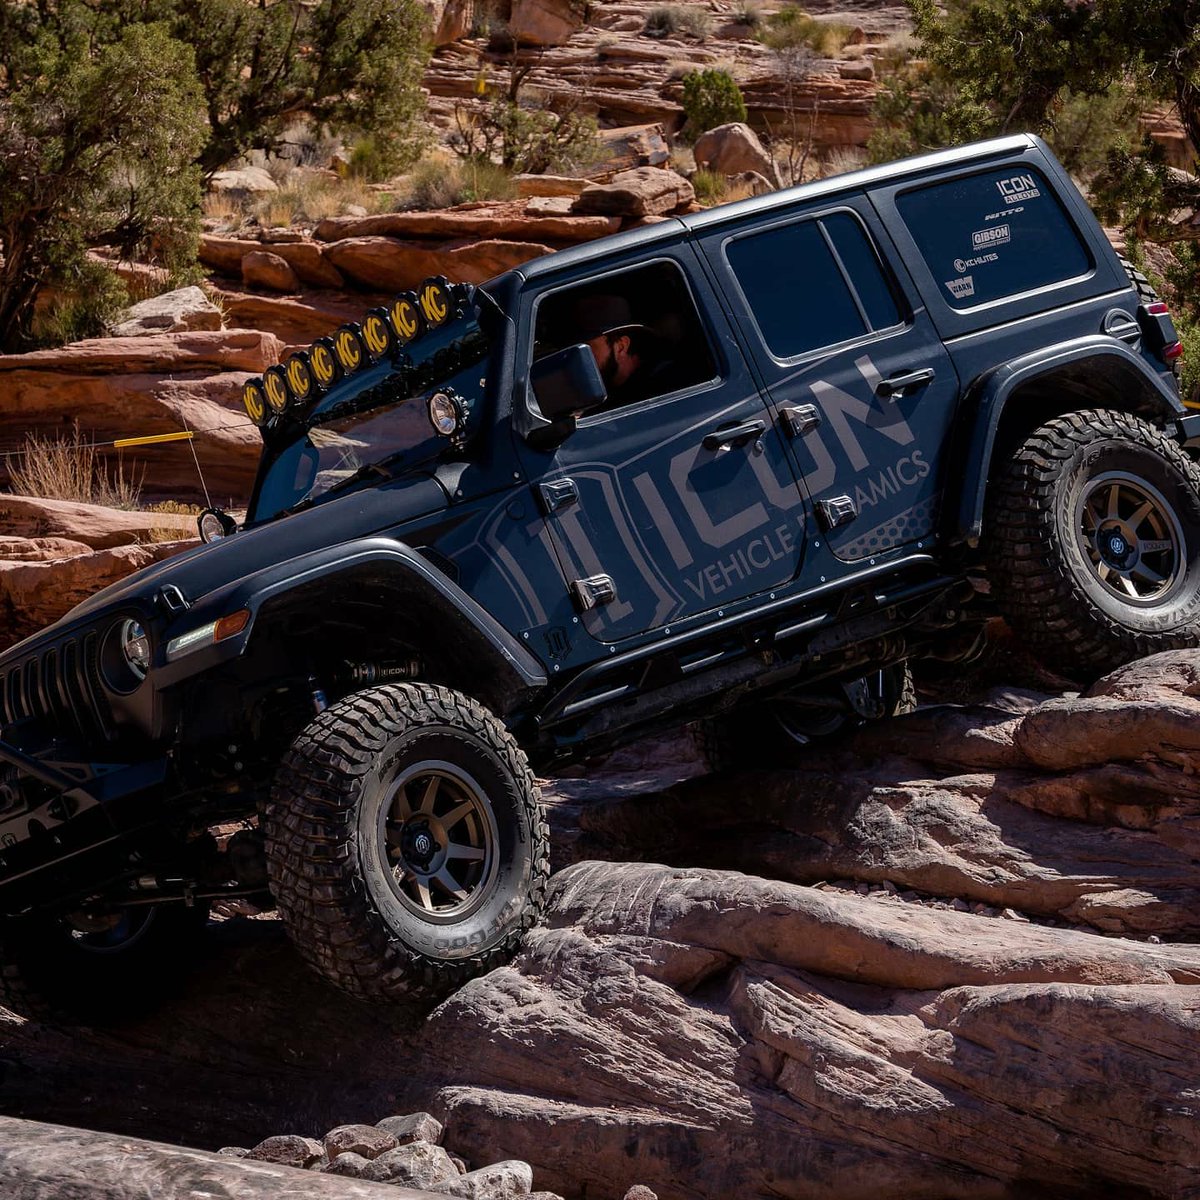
top-left (530, 344), bottom-right (608, 422)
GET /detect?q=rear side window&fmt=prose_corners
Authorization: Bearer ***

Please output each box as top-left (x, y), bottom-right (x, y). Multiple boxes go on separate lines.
top-left (896, 167), bottom-right (1092, 309)
top-left (725, 211), bottom-right (901, 360)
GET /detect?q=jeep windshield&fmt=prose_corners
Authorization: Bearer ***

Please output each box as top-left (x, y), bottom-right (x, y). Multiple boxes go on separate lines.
top-left (248, 296), bottom-right (497, 524)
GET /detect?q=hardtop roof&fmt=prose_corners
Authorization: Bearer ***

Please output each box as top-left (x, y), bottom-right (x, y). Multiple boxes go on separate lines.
top-left (515, 134), bottom-right (1040, 283)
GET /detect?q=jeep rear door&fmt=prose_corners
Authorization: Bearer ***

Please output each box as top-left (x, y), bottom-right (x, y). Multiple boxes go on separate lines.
top-left (513, 248), bottom-right (809, 644)
top-left (693, 198), bottom-right (961, 564)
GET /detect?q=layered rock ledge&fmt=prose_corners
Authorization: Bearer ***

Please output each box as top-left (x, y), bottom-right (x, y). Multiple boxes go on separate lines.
top-left (1, 652), bottom-right (1198, 1199)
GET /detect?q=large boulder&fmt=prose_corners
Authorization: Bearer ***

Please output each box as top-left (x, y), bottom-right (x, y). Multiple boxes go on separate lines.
top-left (242, 249), bottom-right (301, 293)
top-left (507, 0), bottom-right (584, 46)
top-left (313, 206), bottom-right (619, 246)
top-left (572, 167), bottom-right (695, 218)
top-left (692, 122), bottom-right (780, 187)
top-left (200, 235), bottom-right (345, 289)
top-left (208, 165), bottom-right (278, 196)
top-left (321, 237), bottom-right (552, 291)
top-left (110, 287), bottom-right (223, 338)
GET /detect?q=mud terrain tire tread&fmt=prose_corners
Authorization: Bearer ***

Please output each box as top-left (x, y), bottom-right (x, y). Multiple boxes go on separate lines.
top-left (987, 408), bottom-right (1200, 679)
top-left (263, 683), bottom-right (549, 1006)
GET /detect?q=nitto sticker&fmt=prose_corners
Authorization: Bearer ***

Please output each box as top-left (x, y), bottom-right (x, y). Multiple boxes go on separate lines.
top-left (945, 275), bottom-right (975, 300)
top-left (972, 224), bottom-right (1010, 249)
top-left (996, 173), bottom-right (1041, 204)
top-left (984, 206), bottom-right (1023, 221)
top-left (953, 252), bottom-right (999, 272)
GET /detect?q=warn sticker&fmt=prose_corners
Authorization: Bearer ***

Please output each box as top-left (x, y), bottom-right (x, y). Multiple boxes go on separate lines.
top-left (944, 275), bottom-right (976, 301)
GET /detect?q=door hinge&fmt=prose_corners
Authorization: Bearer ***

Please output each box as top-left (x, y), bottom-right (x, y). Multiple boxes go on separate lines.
top-left (570, 574), bottom-right (616, 611)
top-left (538, 477), bottom-right (578, 514)
top-left (816, 495), bottom-right (858, 530)
top-left (781, 404), bottom-right (821, 438)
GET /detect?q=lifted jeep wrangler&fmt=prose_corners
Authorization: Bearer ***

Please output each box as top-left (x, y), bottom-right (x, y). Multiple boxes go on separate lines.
top-left (2, 134), bottom-right (1198, 1018)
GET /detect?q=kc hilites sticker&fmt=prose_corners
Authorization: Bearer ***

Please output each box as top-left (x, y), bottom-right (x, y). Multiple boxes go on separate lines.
top-left (954, 252), bottom-right (999, 272)
top-left (945, 275), bottom-right (976, 300)
top-left (972, 223), bottom-right (1010, 249)
top-left (996, 173), bottom-right (1041, 204)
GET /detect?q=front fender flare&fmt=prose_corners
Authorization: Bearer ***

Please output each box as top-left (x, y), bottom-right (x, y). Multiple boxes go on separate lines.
top-left (154, 537), bottom-right (547, 714)
top-left (952, 337), bottom-right (1185, 547)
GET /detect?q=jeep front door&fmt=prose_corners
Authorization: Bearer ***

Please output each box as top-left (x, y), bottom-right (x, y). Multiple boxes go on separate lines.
top-left (515, 252), bottom-right (809, 644)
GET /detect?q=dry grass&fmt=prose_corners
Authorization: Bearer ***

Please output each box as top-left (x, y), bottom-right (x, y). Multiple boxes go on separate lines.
top-left (821, 146), bottom-right (867, 178)
top-left (8, 428), bottom-right (144, 509)
top-left (400, 157), bottom-right (516, 210)
top-left (873, 31), bottom-right (918, 78)
top-left (250, 173), bottom-right (387, 228)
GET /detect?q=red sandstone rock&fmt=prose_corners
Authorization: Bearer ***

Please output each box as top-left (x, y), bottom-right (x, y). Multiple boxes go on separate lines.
top-left (313, 205), bottom-right (619, 245)
top-left (322, 237), bottom-right (551, 291)
top-left (572, 167), bottom-right (694, 217)
top-left (242, 250), bottom-right (301, 293)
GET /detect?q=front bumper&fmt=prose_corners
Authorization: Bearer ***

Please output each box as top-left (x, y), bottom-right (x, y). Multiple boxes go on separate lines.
top-left (0, 741), bottom-right (169, 912)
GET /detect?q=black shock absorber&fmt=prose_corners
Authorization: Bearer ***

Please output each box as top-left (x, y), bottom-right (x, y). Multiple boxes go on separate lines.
top-left (340, 660), bottom-right (423, 686)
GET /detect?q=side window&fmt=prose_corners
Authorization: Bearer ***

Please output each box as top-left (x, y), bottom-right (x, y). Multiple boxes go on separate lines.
top-left (896, 166), bottom-right (1092, 308)
top-left (533, 260), bottom-right (717, 414)
top-left (725, 211), bottom-right (901, 360)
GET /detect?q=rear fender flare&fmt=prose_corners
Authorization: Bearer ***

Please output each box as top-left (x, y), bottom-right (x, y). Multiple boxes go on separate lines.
top-left (952, 336), bottom-right (1185, 547)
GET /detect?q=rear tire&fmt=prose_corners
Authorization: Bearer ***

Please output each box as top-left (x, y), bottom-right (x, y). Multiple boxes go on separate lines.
top-left (697, 663), bottom-right (915, 773)
top-left (987, 408), bottom-right (1200, 679)
top-left (0, 902), bottom-right (209, 1024)
top-left (263, 683), bottom-right (549, 1006)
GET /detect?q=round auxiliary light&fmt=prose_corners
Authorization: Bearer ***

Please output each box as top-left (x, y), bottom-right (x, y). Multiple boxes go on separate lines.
top-left (284, 351), bottom-right (315, 405)
top-left (310, 337), bottom-right (340, 391)
top-left (361, 308), bottom-right (393, 363)
top-left (198, 507), bottom-right (237, 543)
top-left (428, 391), bottom-right (462, 437)
top-left (388, 292), bottom-right (423, 346)
top-left (120, 619), bottom-right (151, 680)
top-left (333, 324), bottom-right (365, 374)
top-left (418, 276), bottom-right (453, 329)
top-left (242, 380), bottom-right (269, 427)
top-left (263, 365), bottom-right (291, 415)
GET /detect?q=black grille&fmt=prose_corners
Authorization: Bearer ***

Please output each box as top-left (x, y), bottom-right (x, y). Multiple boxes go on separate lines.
top-left (0, 631), bottom-right (113, 742)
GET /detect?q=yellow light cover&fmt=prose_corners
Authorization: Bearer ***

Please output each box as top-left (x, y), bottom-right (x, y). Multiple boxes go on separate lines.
top-left (362, 310), bottom-right (393, 362)
top-left (285, 352), bottom-right (314, 402)
top-left (263, 365), bottom-right (290, 414)
top-left (388, 293), bottom-right (422, 345)
top-left (334, 325), bottom-right (364, 373)
top-left (310, 339), bottom-right (338, 389)
top-left (242, 380), bottom-right (268, 426)
top-left (419, 277), bottom-right (451, 328)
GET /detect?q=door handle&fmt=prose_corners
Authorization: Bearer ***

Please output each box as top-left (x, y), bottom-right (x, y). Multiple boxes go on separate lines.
top-left (876, 367), bottom-right (935, 398)
top-left (703, 419), bottom-right (766, 452)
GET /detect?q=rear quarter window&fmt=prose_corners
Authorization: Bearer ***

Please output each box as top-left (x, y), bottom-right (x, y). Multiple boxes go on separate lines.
top-left (896, 167), bottom-right (1092, 309)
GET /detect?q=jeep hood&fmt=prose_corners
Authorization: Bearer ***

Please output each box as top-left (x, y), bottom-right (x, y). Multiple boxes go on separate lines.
top-left (58, 473), bottom-right (451, 628)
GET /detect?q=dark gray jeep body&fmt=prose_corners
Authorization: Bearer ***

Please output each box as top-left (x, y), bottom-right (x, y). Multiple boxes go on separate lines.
top-left (0, 134), bottom-right (1196, 1015)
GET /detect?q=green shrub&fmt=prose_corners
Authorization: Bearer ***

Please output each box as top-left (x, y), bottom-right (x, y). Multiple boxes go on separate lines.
top-left (691, 169), bottom-right (728, 206)
top-left (33, 261), bottom-right (129, 349)
top-left (681, 68), bottom-right (747, 136)
top-left (644, 5), bottom-right (712, 40)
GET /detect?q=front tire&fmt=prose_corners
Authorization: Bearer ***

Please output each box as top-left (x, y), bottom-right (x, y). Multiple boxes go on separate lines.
top-left (263, 683), bottom-right (549, 1006)
top-left (987, 408), bottom-right (1200, 679)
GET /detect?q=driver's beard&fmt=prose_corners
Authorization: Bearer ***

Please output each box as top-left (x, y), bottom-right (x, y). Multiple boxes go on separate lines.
top-left (600, 351), bottom-right (620, 390)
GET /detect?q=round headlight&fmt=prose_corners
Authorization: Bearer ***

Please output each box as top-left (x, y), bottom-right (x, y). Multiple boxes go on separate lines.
top-left (121, 620), bottom-right (150, 679)
top-left (428, 391), bottom-right (461, 437)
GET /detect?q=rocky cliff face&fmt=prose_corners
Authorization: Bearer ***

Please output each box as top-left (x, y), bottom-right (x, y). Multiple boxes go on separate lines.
top-left (1, 651), bottom-right (1197, 1199)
